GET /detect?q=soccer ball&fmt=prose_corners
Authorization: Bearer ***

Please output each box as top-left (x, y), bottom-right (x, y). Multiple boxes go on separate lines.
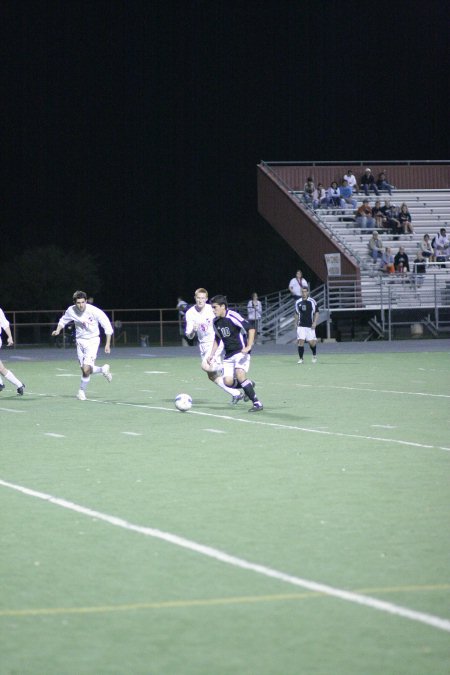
top-left (175, 393), bottom-right (193, 412)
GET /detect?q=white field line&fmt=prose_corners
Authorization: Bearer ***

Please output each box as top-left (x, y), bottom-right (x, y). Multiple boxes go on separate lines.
top-left (295, 383), bottom-right (450, 399)
top-left (203, 428), bottom-right (226, 434)
top-left (1, 477), bottom-right (449, 634)
top-left (0, 407), bottom-right (26, 414)
top-left (121, 432), bottom-right (141, 436)
top-left (44, 433), bottom-right (65, 438)
top-left (92, 401), bottom-right (449, 453)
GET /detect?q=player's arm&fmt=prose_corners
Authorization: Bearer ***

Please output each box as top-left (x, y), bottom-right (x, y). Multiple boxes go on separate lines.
top-left (97, 309), bottom-right (113, 353)
top-left (3, 324), bottom-right (14, 346)
top-left (242, 327), bottom-right (255, 353)
top-left (312, 309), bottom-right (319, 330)
top-left (51, 313), bottom-right (69, 337)
top-left (185, 315), bottom-right (196, 340)
top-left (207, 338), bottom-right (220, 363)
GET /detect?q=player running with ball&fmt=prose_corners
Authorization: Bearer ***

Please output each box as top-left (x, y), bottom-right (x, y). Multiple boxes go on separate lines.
top-left (207, 295), bottom-right (263, 412)
top-left (184, 288), bottom-right (243, 404)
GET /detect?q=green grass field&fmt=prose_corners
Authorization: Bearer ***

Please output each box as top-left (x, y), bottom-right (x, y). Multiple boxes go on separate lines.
top-left (1, 347), bottom-right (449, 674)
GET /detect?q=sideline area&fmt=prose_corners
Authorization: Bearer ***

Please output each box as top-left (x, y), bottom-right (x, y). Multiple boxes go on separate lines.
top-left (7, 338), bottom-right (450, 363)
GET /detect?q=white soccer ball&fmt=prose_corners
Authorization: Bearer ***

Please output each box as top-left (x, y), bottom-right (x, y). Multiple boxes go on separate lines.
top-left (175, 393), bottom-right (193, 412)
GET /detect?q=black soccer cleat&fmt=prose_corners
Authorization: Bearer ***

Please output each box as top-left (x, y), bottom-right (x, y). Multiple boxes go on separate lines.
top-left (17, 384), bottom-right (25, 396)
top-left (248, 401), bottom-right (263, 412)
top-left (0, 383), bottom-right (5, 392)
top-left (230, 393), bottom-right (244, 405)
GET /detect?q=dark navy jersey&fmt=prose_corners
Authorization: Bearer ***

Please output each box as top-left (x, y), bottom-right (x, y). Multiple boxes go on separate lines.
top-left (213, 309), bottom-right (251, 358)
top-left (295, 296), bottom-right (318, 328)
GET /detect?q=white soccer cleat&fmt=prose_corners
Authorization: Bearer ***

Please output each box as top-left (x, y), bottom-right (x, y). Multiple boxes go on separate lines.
top-left (297, 359), bottom-right (303, 364)
top-left (312, 356), bottom-right (317, 364)
top-left (102, 364), bottom-right (112, 382)
top-left (77, 390), bottom-right (86, 401)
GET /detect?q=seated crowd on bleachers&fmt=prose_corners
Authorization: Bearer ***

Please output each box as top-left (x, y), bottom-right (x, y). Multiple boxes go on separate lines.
top-left (301, 169), bottom-right (450, 280)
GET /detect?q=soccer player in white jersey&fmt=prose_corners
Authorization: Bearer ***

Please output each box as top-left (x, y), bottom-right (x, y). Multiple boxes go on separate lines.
top-left (295, 286), bottom-right (319, 364)
top-left (185, 288), bottom-right (243, 404)
top-left (52, 290), bottom-right (113, 400)
top-left (0, 307), bottom-right (25, 395)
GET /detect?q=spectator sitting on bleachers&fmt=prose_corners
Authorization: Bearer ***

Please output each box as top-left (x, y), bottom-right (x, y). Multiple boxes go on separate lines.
top-left (368, 231), bottom-right (383, 264)
top-left (398, 203), bottom-right (414, 234)
top-left (303, 177), bottom-right (315, 205)
top-left (376, 172), bottom-right (394, 195)
top-left (372, 199), bottom-right (387, 230)
top-left (420, 234), bottom-right (434, 262)
top-left (326, 181), bottom-right (344, 209)
top-left (355, 199), bottom-right (375, 229)
top-left (413, 251), bottom-right (426, 286)
top-left (381, 199), bottom-right (401, 236)
top-left (312, 183), bottom-right (327, 209)
top-left (381, 247), bottom-right (395, 274)
top-left (343, 169), bottom-right (358, 193)
top-left (340, 180), bottom-right (357, 208)
top-left (360, 168), bottom-right (380, 196)
top-left (394, 246), bottom-right (410, 274)
top-left (432, 227), bottom-right (450, 263)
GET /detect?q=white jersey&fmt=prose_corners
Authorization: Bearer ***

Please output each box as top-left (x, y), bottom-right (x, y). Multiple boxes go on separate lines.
top-left (185, 304), bottom-right (216, 346)
top-left (57, 303), bottom-right (113, 340)
top-left (0, 307), bottom-right (10, 346)
top-left (0, 308), bottom-right (10, 334)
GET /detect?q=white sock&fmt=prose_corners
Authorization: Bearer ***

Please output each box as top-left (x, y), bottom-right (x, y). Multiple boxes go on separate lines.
top-left (214, 376), bottom-right (241, 396)
top-left (80, 376), bottom-right (90, 391)
top-left (0, 376), bottom-right (3, 385)
top-left (5, 370), bottom-right (22, 387)
top-left (92, 366), bottom-right (102, 374)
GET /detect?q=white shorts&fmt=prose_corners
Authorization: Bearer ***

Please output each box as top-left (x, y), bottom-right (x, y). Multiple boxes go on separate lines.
top-left (297, 327), bottom-right (317, 342)
top-left (77, 337), bottom-right (100, 367)
top-left (223, 352), bottom-right (251, 380)
top-left (200, 340), bottom-right (224, 372)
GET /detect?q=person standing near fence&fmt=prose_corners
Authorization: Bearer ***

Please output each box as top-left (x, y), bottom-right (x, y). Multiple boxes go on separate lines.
top-left (247, 292), bottom-right (262, 338)
top-left (0, 307), bottom-right (26, 395)
top-left (51, 291), bottom-right (113, 400)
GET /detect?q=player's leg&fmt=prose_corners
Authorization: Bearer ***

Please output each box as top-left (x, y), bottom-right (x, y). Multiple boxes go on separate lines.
top-left (235, 356), bottom-right (263, 412)
top-left (76, 340), bottom-right (92, 399)
top-left (307, 328), bottom-right (318, 362)
top-left (297, 327), bottom-right (306, 363)
top-left (0, 359), bottom-right (25, 394)
top-left (309, 339), bottom-right (318, 362)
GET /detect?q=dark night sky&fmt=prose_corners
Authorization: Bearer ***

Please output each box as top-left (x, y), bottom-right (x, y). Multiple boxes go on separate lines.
top-left (3, 0), bottom-right (449, 308)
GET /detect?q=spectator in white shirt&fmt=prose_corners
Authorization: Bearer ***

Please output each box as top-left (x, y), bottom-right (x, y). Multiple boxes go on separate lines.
top-left (289, 270), bottom-right (309, 300)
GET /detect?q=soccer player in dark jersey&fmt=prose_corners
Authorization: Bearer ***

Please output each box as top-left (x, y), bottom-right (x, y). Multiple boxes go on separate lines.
top-left (207, 295), bottom-right (263, 412)
top-left (295, 287), bottom-right (319, 364)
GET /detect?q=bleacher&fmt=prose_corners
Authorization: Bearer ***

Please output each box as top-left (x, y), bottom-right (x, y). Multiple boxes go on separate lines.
top-left (292, 188), bottom-right (450, 309)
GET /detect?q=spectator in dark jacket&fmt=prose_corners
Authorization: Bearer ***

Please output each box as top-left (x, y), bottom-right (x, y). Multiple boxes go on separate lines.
top-left (360, 168), bottom-right (380, 196)
top-left (394, 247), bottom-right (410, 273)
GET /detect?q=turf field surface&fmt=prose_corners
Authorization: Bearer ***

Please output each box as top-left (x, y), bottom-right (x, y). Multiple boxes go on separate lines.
top-left (1, 343), bottom-right (449, 674)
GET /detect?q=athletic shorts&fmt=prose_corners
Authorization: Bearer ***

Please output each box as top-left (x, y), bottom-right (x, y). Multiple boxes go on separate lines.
top-left (200, 340), bottom-right (224, 371)
top-left (223, 352), bottom-right (251, 380)
top-left (77, 337), bottom-right (100, 367)
top-left (297, 327), bottom-right (317, 342)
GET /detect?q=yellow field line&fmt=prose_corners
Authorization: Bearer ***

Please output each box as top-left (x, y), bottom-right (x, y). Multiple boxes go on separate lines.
top-left (2, 584), bottom-right (449, 618)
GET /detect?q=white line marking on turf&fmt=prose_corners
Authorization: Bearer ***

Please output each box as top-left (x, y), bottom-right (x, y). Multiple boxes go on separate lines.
top-left (121, 432), bottom-right (142, 436)
top-left (44, 433), bottom-right (65, 438)
top-left (204, 428), bottom-right (226, 434)
top-left (1, 478), bottom-right (449, 634)
top-left (144, 371), bottom-right (168, 374)
top-left (296, 383), bottom-right (450, 399)
top-left (371, 424), bottom-right (397, 429)
top-left (56, 374), bottom-right (78, 377)
top-left (106, 402), bottom-right (450, 453)
top-left (0, 407), bottom-right (26, 414)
